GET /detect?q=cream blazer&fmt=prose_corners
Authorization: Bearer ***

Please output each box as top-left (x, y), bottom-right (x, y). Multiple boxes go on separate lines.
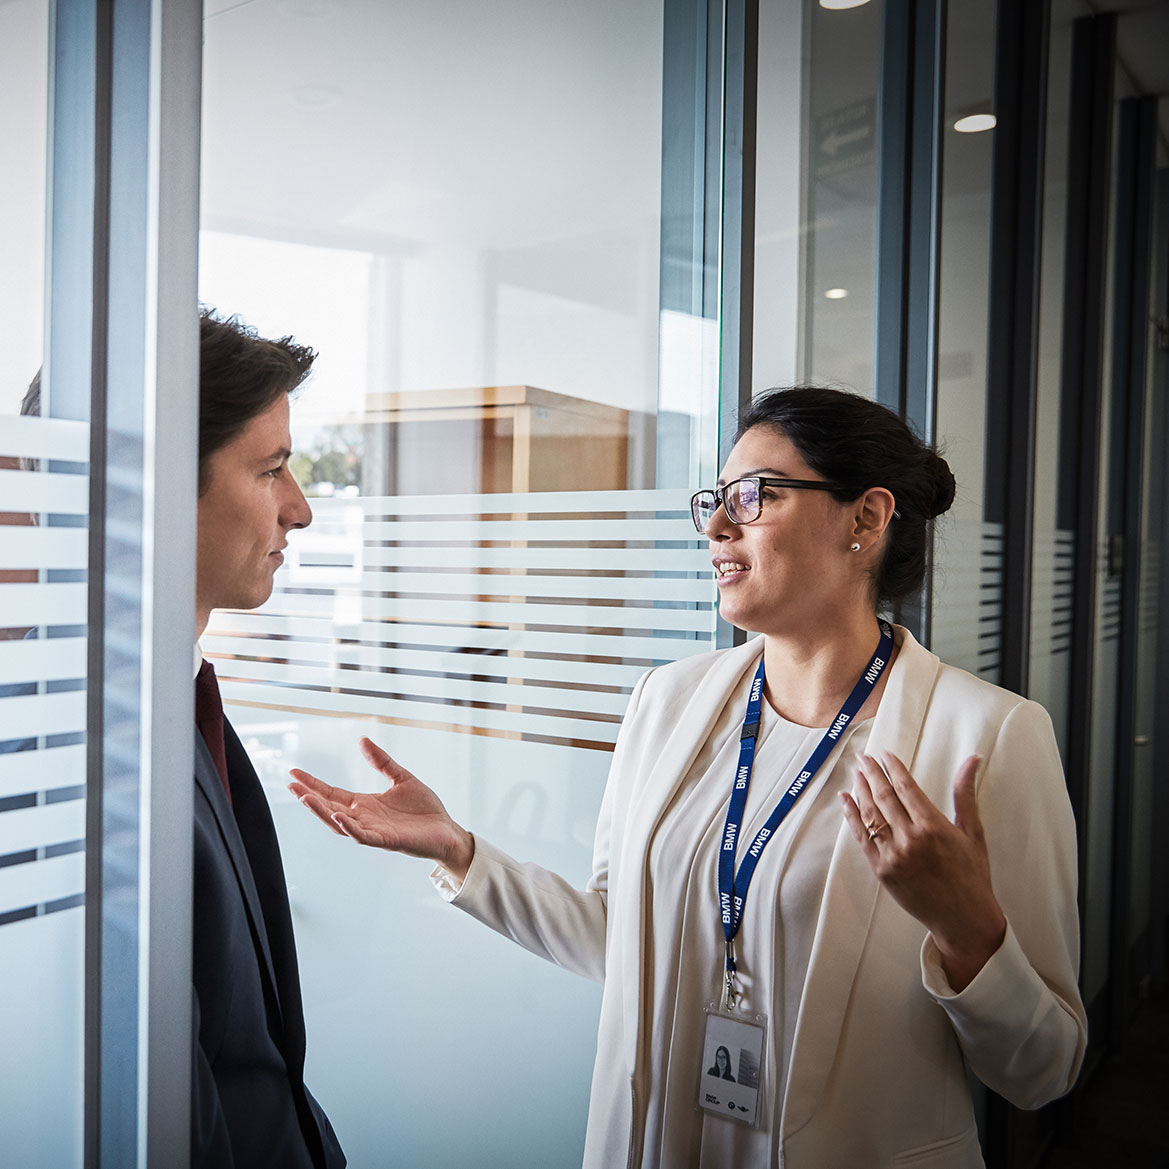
top-left (441, 627), bottom-right (1087, 1168)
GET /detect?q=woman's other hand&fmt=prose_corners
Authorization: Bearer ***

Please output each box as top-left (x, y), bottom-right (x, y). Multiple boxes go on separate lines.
top-left (839, 751), bottom-right (1007, 992)
top-left (289, 737), bottom-right (476, 881)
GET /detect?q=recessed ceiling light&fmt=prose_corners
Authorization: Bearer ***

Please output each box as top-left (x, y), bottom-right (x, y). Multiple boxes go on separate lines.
top-left (954, 113), bottom-right (997, 134)
top-left (819, 0), bottom-right (872, 8)
top-left (825, 288), bottom-right (849, 300)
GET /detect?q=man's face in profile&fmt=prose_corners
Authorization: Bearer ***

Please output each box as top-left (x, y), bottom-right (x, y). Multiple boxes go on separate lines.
top-left (196, 393), bottom-right (311, 618)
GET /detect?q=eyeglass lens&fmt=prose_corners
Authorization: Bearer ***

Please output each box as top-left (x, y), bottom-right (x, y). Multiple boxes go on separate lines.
top-left (691, 478), bottom-right (764, 533)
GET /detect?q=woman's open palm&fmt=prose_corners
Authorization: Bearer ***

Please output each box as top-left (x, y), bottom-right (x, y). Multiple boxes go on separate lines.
top-left (289, 738), bottom-right (472, 874)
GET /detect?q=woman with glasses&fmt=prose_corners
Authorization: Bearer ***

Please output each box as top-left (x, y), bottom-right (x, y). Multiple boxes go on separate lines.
top-left (291, 387), bottom-right (1086, 1168)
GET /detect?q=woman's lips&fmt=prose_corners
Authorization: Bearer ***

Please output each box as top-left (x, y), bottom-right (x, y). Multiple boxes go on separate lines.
top-left (713, 560), bottom-right (749, 584)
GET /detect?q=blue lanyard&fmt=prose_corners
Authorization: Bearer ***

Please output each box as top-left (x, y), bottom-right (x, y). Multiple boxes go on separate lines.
top-left (717, 620), bottom-right (894, 1007)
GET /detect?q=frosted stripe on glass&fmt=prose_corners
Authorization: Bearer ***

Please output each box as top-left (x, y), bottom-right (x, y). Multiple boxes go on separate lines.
top-left (277, 571), bottom-right (712, 603)
top-left (356, 546), bottom-right (708, 572)
top-left (305, 488), bottom-right (688, 515)
top-left (0, 528), bottom-right (88, 570)
top-left (0, 637), bottom-right (87, 685)
top-left (0, 852), bottom-right (85, 916)
top-left (214, 495), bottom-right (716, 745)
top-left (216, 657), bottom-right (632, 716)
top-left (325, 518), bottom-right (698, 542)
top-left (203, 636), bottom-right (649, 687)
top-left (0, 415), bottom-right (90, 462)
top-left (207, 613), bottom-right (710, 661)
top-left (222, 681), bottom-right (622, 743)
top-left (0, 692), bottom-right (87, 741)
top-left (259, 592), bottom-right (711, 632)
top-left (0, 746), bottom-right (88, 799)
top-left (0, 468), bottom-right (89, 514)
top-left (0, 584), bottom-right (88, 626)
top-left (0, 799), bottom-right (86, 856)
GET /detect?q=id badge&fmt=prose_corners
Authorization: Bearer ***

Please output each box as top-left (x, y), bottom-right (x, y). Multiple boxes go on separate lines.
top-left (696, 1003), bottom-right (768, 1128)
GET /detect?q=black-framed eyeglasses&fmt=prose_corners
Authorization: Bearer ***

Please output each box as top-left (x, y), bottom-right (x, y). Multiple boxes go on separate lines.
top-left (690, 476), bottom-right (841, 534)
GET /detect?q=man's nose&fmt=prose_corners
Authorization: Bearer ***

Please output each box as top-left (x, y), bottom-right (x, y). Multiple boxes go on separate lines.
top-left (282, 473), bottom-right (312, 531)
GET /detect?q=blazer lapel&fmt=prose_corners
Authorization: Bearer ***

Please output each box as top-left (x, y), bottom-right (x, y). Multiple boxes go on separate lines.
top-left (782, 627), bottom-right (941, 1138)
top-left (194, 728), bottom-right (285, 1032)
top-left (612, 636), bottom-right (767, 1070)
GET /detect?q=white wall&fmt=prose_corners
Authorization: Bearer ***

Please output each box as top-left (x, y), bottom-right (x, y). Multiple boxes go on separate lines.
top-left (0, 0), bottom-right (49, 414)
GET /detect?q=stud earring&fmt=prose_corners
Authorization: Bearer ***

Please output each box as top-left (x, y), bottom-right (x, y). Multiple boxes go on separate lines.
top-left (850, 542), bottom-right (861, 552)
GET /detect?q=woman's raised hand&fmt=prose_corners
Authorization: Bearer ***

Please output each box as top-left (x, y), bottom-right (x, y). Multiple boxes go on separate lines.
top-left (839, 751), bottom-right (1007, 992)
top-left (289, 738), bottom-right (475, 881)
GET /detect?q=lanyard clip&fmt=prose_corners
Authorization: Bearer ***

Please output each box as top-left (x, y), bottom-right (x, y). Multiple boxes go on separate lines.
top-left (722, 940), bottom-right (738, 1011)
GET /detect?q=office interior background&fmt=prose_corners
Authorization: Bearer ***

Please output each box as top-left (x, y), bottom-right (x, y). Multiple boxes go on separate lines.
top-left (1, 0), bottom-right (1166, 1166)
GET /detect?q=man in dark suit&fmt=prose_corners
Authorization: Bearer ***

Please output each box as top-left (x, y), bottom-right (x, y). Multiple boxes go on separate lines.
top-left (192, 309), bottom-right (345, 1168)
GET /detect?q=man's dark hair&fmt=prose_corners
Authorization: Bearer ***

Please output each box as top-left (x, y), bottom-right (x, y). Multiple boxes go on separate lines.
top-left (199, 307), bottom-right (316, 494)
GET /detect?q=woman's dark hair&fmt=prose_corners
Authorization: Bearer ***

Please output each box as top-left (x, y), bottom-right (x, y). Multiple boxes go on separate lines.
top-left (736, 386), bottom-right (955, 608)
top-left (198, 307), bottom-right (316, 494)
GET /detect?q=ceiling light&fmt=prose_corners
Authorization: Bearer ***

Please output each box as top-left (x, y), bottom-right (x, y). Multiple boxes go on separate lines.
top-left (954, 112), bottom-right (997, 134)
top-left (825, 288), bottom-right (849, 300)
top-left (819, 0), bottom-right (872, 8)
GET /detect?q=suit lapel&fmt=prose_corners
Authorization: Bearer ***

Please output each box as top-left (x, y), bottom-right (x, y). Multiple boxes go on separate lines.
top-left (612, 637), bottom-right (766, 1069)
top-left (194, 726), bottom-right (285, 1033)
top-left (223, 718), bottom-right (309, 1075)
top-left (782, 627), bottom-right (941, 1138)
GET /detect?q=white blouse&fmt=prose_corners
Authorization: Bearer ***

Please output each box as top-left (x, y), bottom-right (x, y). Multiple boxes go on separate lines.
top-left (641, 664), bottom-right (873, 1169)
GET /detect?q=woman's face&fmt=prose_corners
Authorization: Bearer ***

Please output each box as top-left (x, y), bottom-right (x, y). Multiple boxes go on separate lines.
top-left (716, 1048), bottom-right (729, 1070)
top-left (707, 426), bottom-right (861, 636)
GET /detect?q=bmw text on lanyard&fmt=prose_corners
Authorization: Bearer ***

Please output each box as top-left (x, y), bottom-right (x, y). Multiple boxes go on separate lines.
top-left (718, 619), bottom-right (894, 1010)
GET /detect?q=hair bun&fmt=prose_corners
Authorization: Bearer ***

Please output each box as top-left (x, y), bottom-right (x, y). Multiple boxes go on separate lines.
top-left (928, 453), bottom-right (956, 518)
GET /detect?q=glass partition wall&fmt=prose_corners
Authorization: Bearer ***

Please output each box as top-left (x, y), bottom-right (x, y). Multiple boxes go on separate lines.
top-left (0, 3), bottom-right (86, 1164)
top-left (198, 2), bottom-right (721, 1164)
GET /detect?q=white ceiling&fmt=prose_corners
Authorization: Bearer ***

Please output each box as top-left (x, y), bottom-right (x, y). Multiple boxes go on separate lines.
top-left (200, 0), bottom-right (665, 253)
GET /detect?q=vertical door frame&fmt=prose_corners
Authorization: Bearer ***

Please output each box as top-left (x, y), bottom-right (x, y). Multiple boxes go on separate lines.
top-left (1057, 16), bottom-right (1116, 1076)
top-left (77, 0), bottom-right (203, 1165)
top-left (1106, 92), bottom-right (1158, 1056)
top-left (874, 0), bottom-right (946, 644)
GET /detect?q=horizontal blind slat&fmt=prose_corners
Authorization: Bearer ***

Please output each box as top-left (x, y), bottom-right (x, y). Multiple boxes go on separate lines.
top-left (205, 613), bottom-right (710, 660)
top-left (0, 584), bottom-right (88, 626)
top-left (202, 636), bottom-right (647, 687)
top-left (0, 799), bottom-right (86, 855)
top-left (354, 545), bottom-right (708, 571)
top-left (0, 637), bottom-right (87, 684)
top-left (0, 528), bottom-right (88, 570)
top-left (222, 682), bottom-right (622, 743)
top-left (0, 692), bottom-right (87, 740)
top-left (0, 415), bottom-right (89, 461)
top-left (256, 592), bottom-right (711, 632)
top-left (305, 488), bottom-right (689, 515)
top-left (217, 658), bottom-right (632, 716)
top-left (330, 518), bottom-right (699, 541)
top-left (276, 570), bottom-right (712, 603)
top-left (0, 745), bottom-right (88, 798)
top-left (0, 468), bottom-right (89, 514)
top-left (0, 852), bottom-right (85, 917)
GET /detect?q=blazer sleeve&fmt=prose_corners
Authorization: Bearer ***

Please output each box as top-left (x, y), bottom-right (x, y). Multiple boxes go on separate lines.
top-left (430, 668), bottom-right (656, 983)
top-left (919, 698), bottom-right (1088, 1109)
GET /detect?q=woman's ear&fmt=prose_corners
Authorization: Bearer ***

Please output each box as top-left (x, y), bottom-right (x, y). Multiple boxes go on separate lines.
top-left (851, 487), bottom-right (897, 552)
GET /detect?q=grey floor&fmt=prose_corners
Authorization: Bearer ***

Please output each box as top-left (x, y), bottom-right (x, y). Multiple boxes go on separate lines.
top-left (1044, 986), bottom-right (1169, 1169)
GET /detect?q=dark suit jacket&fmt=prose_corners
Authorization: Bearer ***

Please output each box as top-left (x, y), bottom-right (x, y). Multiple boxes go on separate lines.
top-left (193, 717), bottom-right (345, 1169)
